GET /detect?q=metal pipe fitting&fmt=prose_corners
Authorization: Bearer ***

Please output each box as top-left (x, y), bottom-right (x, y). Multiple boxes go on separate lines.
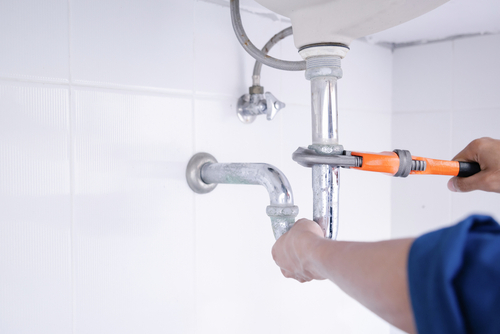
top-left (230, 0), bottom-right (306, 71)
top-left (237, 91), bottom-right (286, 124)
top-left (186, 153), bottom-right (299, 239)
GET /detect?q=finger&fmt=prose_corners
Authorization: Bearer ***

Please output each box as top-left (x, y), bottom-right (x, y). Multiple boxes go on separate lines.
top-left (293, 274), bottom-right (310, 283)
top-left (448, 175), bottom-right (479, 192)
top-left (294, 218), bottom-right (324, 236)
top-left (452, 147), bottom-right (476, 162)
top-left (452, 138), bottom-right (490, 163)
top-left (281, 268), bottom-right (293, 278)
top-left (448, 172), bottom-right (489, 193)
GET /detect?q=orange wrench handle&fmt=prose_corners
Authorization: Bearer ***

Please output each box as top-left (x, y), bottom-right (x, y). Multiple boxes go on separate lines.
top-left (349, 152), bottom-right (477, 177)
top-left (410, 157), bottom-right (459, 176)
top-left (350, 151), bottom-right (401, 175)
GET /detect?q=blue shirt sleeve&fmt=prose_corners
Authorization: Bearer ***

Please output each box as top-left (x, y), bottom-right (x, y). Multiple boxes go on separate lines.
top-left (408, 215), bottom-right (500, 334)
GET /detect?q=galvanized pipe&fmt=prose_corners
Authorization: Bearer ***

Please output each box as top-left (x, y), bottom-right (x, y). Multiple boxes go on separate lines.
top-left (200, 162), bottom-right (298, 239)
top-left (312, 164), bottom-right (339, 239)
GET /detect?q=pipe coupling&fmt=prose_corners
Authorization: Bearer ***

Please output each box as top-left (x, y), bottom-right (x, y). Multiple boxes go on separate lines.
top-left (305, 56), bottom-right (343, 80)
top-left (267, 205), bottom-right (299, 239)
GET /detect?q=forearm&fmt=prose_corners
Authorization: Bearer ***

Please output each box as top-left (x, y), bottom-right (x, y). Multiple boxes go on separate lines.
top-left (308, 238), bottom-right (416, 333)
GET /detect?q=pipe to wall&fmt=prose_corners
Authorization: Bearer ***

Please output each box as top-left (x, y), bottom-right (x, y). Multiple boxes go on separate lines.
top-left (186, 153), bottom-right (299, 239)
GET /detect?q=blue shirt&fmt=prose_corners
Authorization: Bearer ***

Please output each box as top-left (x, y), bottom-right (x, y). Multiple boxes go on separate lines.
top-left (409, 215), bottom-right (500, 334)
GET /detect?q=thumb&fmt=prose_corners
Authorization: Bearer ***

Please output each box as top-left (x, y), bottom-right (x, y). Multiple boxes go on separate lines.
top-left (448, 175), bottom-right (481, 193)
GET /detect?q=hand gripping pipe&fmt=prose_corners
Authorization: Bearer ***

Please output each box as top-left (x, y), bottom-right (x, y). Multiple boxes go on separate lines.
top-left (186, 153), bottom-right (299, 239)
top-left (230, 0), bottom-right (306, 71)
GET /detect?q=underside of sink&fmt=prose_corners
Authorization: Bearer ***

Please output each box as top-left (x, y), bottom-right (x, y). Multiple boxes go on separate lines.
top-left (255, 0), bottom-right (450, 48)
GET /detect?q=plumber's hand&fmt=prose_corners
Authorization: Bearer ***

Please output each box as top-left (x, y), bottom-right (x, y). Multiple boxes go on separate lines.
top-left (271, 218), bottom-right (326, 283)
top-left (448, 137), bottom-right (500, 193)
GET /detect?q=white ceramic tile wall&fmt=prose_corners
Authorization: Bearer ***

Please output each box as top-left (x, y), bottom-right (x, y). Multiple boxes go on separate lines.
top-left (71, 0), bottom-right (195, 91)
top-left (392, 35), bottom-right (500, 239)
top-left (0, 0), bottom-right (394, 333)
top-left (0, 82), bottom-right (72, 333)
top-left (0, 0), bottom-right (69, 83)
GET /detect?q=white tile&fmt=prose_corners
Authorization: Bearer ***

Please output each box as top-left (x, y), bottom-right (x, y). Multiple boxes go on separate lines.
top-left (340, 40), bottom-right (393, 112)
top-left (194, 97), bottom-right (283, 166)
top-left (392, 175), bottom-right (453, 238)
top-left (393, 41), bottom-right (453, 112)
top-left (451, 191), bottom-right (500, 223)
top-left (0, 83), bottom-right (72, 333)
top-left (451, 109), bottom-right (500, 159)
top-left (72, 90), bottom-right (195, 334)
top-left (0, 0), bottom-right (69, 82)
top-left (71, 0), bottom-right (194, 91)
top-left (454, 34), bottom-right (500, 110)
top-left (340, 110), bottom-right (392, 152)
top-left (278, 24), bottom-right (310, 107)
top-left (194, 1), bottom-right (281, 97)
top-left (391, 112), bottom-right (453, 238)
top-left (392, 111), bottom-right (452, 159)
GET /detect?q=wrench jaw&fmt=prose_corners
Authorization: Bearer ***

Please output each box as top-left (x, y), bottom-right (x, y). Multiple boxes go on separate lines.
top-left (292, 147), bottom-right (362, 168)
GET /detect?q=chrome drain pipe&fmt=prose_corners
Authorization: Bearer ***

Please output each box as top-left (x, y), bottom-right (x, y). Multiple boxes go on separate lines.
top-left (300, 45), bottom-right (348, 239)
top-left (186, 153), bottom-right (298, 239)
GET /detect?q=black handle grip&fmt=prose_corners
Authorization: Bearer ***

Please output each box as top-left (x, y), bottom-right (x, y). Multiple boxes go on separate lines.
top-left (457, 161), bottom-right (481, 177)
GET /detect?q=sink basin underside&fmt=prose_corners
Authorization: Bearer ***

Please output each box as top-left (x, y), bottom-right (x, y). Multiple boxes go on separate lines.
top-left (255, 0), bottom-right (450, 48)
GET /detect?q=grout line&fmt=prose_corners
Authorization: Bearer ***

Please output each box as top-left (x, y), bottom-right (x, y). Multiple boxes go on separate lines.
top-left (192, 2), bottom-right (198, 333)
top-left (0, 75), bottom-right (245, 101)
top-left (67, 0), bottom-right (76, 332)
top-left (392, 109), bottom-right (453, 115)
top-left (0, 77), bottom-right (69, 89)
top-left (449, 39), bottom-right (455, 223)
top-left (391, 31), bottom-right (500, 50)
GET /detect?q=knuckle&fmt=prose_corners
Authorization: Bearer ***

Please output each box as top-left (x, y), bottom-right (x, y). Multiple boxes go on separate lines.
top-left (471, 137), bottom-right (491, 151)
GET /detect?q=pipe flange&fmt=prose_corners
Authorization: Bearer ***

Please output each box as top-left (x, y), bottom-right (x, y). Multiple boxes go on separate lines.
top-left (186, 152), bottom-right (218, 194)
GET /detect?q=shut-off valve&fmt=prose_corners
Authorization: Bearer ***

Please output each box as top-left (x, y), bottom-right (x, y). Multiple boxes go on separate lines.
top-left (237, 86), bottom-right (285, 123)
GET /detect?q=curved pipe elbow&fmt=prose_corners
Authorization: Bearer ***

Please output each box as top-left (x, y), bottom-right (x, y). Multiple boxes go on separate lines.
top-left (201, 163), bottom-right (293, 206)
top-left (200, 162), bottom-right (298, 239)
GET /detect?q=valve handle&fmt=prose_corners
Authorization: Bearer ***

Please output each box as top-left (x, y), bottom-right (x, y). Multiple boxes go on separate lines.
top-left (264, 92), bottom-right (285, 121)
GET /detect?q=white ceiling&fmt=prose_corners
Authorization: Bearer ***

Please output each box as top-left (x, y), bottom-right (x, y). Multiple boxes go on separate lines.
top-left (240, 0), bottom-right (500, 47)
top-left (366, 0), bottom-right (500, 46)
